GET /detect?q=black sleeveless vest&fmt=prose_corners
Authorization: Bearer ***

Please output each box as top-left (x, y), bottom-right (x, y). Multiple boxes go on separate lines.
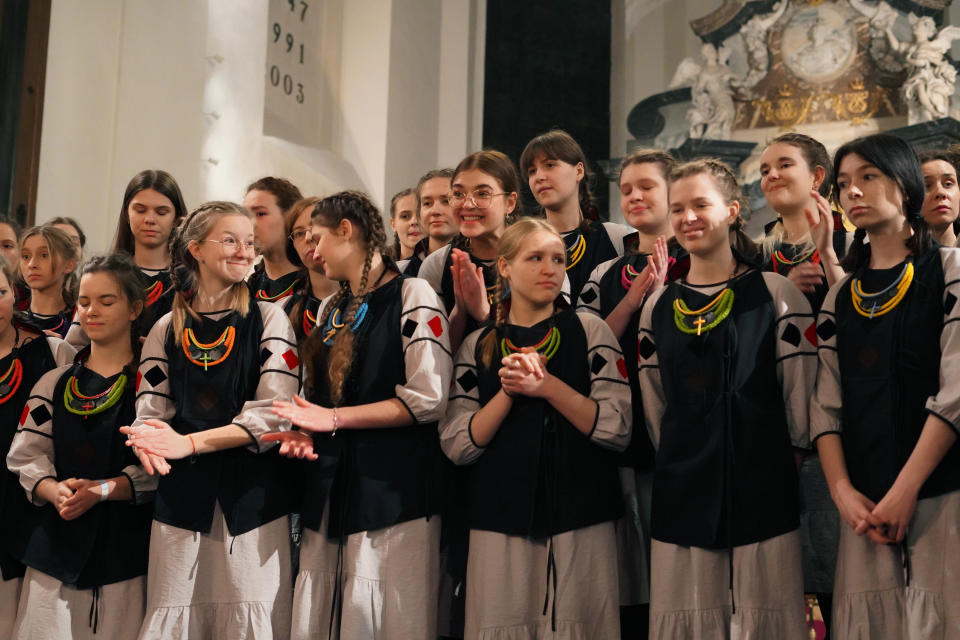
top-left (0, 330), bottom-right (58, 580)
top-left (835, 248), bottom-right (960, 503)
top-left (651, 270), bottom-right (800, 548)
top-left (13, 364), bottom-right (152, 588)
top-left (466, 308), bottom-right (622, 537)
top-left (155, 301), bottom-right (296, 535)
top-left (563, 220), bottom-right (620, 303)
top-left (302, 276), bottom-right (445, 536)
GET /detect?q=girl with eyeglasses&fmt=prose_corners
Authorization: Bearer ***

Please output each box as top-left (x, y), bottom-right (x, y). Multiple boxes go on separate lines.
top-left (244, 177), bottom-right (308, 303)
top-left (441, 217), bottom-right (631, 638)
top-left (119, 202), bottom-right (301, 639)
top-left (263, 191), bottom-right (451, 639)
top-left (520, 130), bottom-right (632, 304)
top-left (65, 170), bottom-right (188, 350)
top-left (419, 150), bottom-right (523, 352)
top-left (0, 256), bottom-right (75, 637)
top-left (639, 160), bottom-right (816, 638)
top-left (7, 254), bottom-right (151, 639)
top-left (811, 134), bottom-right (960, 638)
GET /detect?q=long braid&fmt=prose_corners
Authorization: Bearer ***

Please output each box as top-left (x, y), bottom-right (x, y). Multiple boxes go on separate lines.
top-left (480, 274), bottom-right (507, 367)
top-left (327, 247), bottom-right (373, 405)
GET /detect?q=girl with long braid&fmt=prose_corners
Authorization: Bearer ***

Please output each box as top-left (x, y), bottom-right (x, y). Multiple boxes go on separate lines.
top-left (265, 191), bottom-right (452, 639)
top-left (7, 254), bottom-right (152, 639)
top-left (0, 257), bottom-right (75, 636)
top-left (120, 202), bottom-right (301, 639)
top-left (638, 159), bottom-right (816, 638)
top-left (441, 217), bottom-right (631, 638)
top-left (278, 197), bottom-right (339, 345)
top-left (811, 134), bottom-right (960, 638)
top-left (520, 129), bottom-right (632, 303)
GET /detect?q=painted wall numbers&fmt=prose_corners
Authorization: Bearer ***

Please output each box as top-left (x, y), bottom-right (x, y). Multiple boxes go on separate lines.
top-left (264, 0), bottom-right (321, 146)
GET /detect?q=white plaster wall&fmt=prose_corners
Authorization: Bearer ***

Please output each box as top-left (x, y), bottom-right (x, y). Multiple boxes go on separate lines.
top-left (37, 0), bottom-right (481, 254)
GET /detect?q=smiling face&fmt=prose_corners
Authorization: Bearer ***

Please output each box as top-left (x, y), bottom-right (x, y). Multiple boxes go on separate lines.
top-left (620, 161), bottom-right (669, 233)
top-left (189, 214), bottom-right (256, 289)
top-left (498, 229), bottom-right (566, 306)
top-left (527, 153), bottom-right (583, 212)
top-left (419, 176), bottom-right (457, 241)
top-left (836, 153), bottom-right (905, 234)
top-left (243, 189), bottom-right (287, 254)
top-left (390, 193), bottom-right (422, 251)
top-left (669, 173), bottom-right (739, 257)
top-left (921, 159), bottom-right (959, 232)
top-left (77, 271), bottom-right (140, 345)
top-left (128, 188), bottom-right (177, 250)
top-left (759, 142), bottom-right (825, 213)
top-left (451, 168), bottom-right (517, 240)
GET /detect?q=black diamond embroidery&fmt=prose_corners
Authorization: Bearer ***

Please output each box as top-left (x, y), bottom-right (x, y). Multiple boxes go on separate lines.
top-left (780, 323), bottom-right (801, 347)
top-left (638, 337), bottom-right (656, 360)
top-left (591, 354), bottom-right (607, 374)
top-left (816, 319), bottom-right (836, 341)
top-left (402, 319), bottom-right (418, 338)
top-left (457, 370), bottom-right (478, 392)
top-left (30, 404), bottom-right (51, 426)
top-left (260, 348), bottom-right (272, 366)
top-left (144, 365), bottom-right (167, 387)
top-left (946, 293), bottom-right (957, 315)
top-left (580, 288), bottom-right (598, 304)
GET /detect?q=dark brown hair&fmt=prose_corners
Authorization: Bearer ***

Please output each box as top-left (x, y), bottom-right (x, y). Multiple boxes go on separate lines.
top-left (245, 176), bottom-right (303, 214)
top-left (112, 170), bottom-right (188, 255)
top-left (389, 188), bottom-right (416, 259)
top-left (520, 129), bottom-right (594, 231)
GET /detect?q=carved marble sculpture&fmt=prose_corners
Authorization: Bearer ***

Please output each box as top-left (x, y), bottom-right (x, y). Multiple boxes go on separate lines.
top-left (885, 14), bottom-right (960, 124)
top-left (670, 43), bottom-right (737, 139)
top-left (735, 0), bottom-right (790, 91)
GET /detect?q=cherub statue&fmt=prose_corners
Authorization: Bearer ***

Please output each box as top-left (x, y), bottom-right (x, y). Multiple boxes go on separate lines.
top-left (735, 0), bottom-right (789, 91)
top-left (884, 14), bottom-right (960, 124)
top-left (670, 43), bottom-right (737, 139)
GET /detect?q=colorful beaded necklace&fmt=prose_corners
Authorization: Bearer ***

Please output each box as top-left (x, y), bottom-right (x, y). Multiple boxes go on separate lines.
top-left (256, 278), bottom-right (298, 302)
top-left (500, 326), bottom-right (561, 361)
top-left (673, 288), bottom-right (735, 336)
top-left (0, 326), bottom-right (23, 405)
top-left (565, 233), bottom-right (586, 270)
top-left (772, 247), bottom-right (820, 274)
top-left (850, 260), bottom-right (914, 319)
top-left (182, 325), bottom-right (237, 371)
top-left (64, 372), bottom-right (127, 416)
top-left (144, 279), bottom-right (164, 307)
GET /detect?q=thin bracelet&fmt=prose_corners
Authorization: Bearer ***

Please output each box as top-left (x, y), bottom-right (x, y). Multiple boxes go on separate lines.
top-left (188, 433), bottom-right (198, 456)
top-left (332, 407), bottom-right (340, 436)
top-left (98, 480), bottom-right (109, 502)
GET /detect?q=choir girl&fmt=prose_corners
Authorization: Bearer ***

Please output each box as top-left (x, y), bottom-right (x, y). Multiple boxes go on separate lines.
top-left (19, 226), bottom-right (78, 339)
top-left (416, 168), bottom-right (458, 256)
top-left (440, 217), bottom-right (631, 638)
top-left (575, 148), bottom-right (681, 638)
top-left (919, 148), bottom-right (960, 247)
top-left (0, 257), bottom-right (75, 637)
top-left (419, 150), bottom-right (522, 350)
top-left (7, 254), bottom-right (153, 639)
top-left (759, 132), bottom-right (847, 633)
top-left (244, 176), bottom-right (307, 302)
top-left (811, 133), bottom-right (960, 638)
top-left (279, 196), bottom-right (339, 345)
top-left (638, 159), bottom-right (816, 638)
top-left (389, 187), bottom-right (425, 274)
top-left (520, 129), bottom-right (631, 302)
top-left (66, 169), bottom-right (187, 349)
top-left (758, 133), bottom-right (848, 308)
top-left (121, 201), bottom-right (301, 639)
top-left (266, 190), bottom-right (452, 639)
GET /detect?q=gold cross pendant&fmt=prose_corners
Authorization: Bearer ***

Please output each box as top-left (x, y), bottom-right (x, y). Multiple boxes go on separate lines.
top-left (694, 315), bottom-right (706, 336)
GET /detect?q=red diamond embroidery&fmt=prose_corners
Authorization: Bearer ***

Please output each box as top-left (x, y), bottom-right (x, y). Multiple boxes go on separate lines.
top-left (136, 371), bottom-right (143, 392)
top-left (19, 405), bottom-right (29, 426)
top-left (804, 322), bottom-right (818, 347)
top-left (428, 315), bottom-right (443, 337)
top-left (616, 358), bottom-right (628, 379)
top-left (282, 349), bottom-right (300, 370)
